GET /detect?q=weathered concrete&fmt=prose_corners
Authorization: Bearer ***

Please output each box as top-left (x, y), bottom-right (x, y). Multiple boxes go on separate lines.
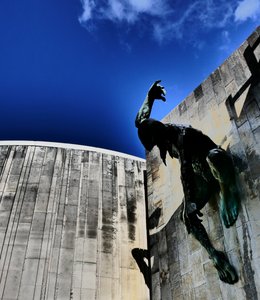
top-left (0, 143), bottom-right (148, 300)
top-left (147, 27), bottom-right (260, 299)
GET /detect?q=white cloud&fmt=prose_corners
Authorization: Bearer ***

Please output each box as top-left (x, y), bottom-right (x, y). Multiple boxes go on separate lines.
top-left (79, 0), bottom-right (96, 23)
top-left (79, 0), bottom-right (169, 26)
top-left (108, 0), bottom-right (125, 21)
top-left (79, 0), bottom-right (257, 46)
top-left (234, 0), bottom-right (260, 22)
top-left (152, 1), bottom-right (234, 44)
top-left (219, 30), bottom-right (232, 51)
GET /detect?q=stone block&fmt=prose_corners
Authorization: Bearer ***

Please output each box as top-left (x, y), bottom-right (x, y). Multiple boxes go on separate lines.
top-left (188, 232), bottom-right (201, 253)
top-left (2, 270), bottom-right (22, 299)
top-left (20, 202), bottom-right (35, 223)
top-left (53, 225), bottom-right (63, 248)
top-left (191, 250), bottom-right (205, 288)
top-left (81, 289), bottom-right (96, 300)
top-left (34, 193), bottom-right (50, 214)
top-left (58, 248), bottom-right (74, 275)
top-left (35, 258), bottom-right (47, 287)
top-left (194, 283), bottom-right (209, 300)
top-left (14, 223), bottom-right (31, 245)
top-left (5, 175), bottom-right (20, 192)
top-left (171, 278), bottom-right (183, 299)
top-left (99, 276), bottom-right (112, 300)
top-left (203, 261), bottom-right (222, 298)
top-left (225, 79), bottom-right (238, 98)
top-left (32, 147), bottom-right (46, 167)
top-left (232, 60), bottom-right (247, 88)
top-left (223, 225), bottom-right (239, 252)
top-left (69, 170), bottom-right (81, 187)
top-left (45, 272), bottom-right (57, 299)
top-left (38, 175), bottom-right (52, 194)
top-left (238, 121), bottom-right (255, 150)
top-left (71, 288), bottom-right (81, 300)
top-left (0, 192), bottom-right (15, 210)
top-left (82, 263), bottom-right (97, 290)
top-left (31, 212), bottom-right (46, 237)
top-left (169, 261), bottom-right (181, 285)
top-left (74, 238), bottom-right (84, 262)
top-left (20, 258), bottom-right (38, 286)
top-left (99, 252), bottom-right (113, 278)
top-left (71, 151), bottom-right (82, 170)
top-left (247, 31), bottom-right (260, 47)
top-left (64, 204), bottom-right (78, 225)
top-left (161, 276), bottom-right (172, 300)
top-left (83, 238), bottom-right (97, 263)
top-left (181, 270), bottom-right (193, 291)
top-left (194, 85), bottom-right (203, 102)
top-left (158, 230), bottom-right (167, 256)
top-left (28, 167), bottom-right (42, 184)
top-left (10, 157), bottom-right (23, 176)
top-left (72, 262), bottom-right (82, 289)
top-left (254, 43), bottom-right (260, 62)
top-left (56, 274), bottom-right (72, 300)
top-left (18, 285), bottom-right (35, 300)
top-left (151, 271), bottom-right (161, 300)
top-left (23, 184), bottom-right (38, 202)
top-left (220, 61), bottom-right (234, 87)
top-left (67, 186), bottom-right (80, 206)
top-left (26, 237), bottom-right (42, 259)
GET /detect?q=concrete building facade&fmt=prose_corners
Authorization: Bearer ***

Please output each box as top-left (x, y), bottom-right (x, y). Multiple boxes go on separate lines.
top-left (0, 142), bottom-right (148, 300)
top-left (146, 27), bottom-right (260, 299)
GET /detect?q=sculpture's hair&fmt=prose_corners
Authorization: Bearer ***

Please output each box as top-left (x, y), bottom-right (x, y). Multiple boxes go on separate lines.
top-left (137, 118), bottom-right (168, 164)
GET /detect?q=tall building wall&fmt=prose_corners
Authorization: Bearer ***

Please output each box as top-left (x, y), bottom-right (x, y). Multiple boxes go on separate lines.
top-left (146, 27), bottom-right (260, 299)
top-left (0, 142), bottom-right (148, 300)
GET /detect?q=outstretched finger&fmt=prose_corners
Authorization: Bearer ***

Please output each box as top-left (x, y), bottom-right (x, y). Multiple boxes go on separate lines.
top-left (160, 95), bottom-right (166, 102)
top-left (153, 80), bottom-right (161, 86)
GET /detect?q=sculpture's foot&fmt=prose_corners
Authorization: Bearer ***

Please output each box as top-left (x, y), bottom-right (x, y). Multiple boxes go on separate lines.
top-left (211, 250), bottom-right (238, 284)
top-left (132, 248), bottom-right (151, 289)
top-left (220, 184), bottom-right (239, 228)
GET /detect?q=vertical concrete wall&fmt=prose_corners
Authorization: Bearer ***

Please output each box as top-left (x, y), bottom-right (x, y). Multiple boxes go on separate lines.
top-left (0, 143), bottom-right (148, 300)
top-left (147, 27), bottom-right (260, 299)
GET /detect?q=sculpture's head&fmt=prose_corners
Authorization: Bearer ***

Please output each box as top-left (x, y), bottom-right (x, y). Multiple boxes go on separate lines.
top-left (137, 118), bottom-right (167, 152)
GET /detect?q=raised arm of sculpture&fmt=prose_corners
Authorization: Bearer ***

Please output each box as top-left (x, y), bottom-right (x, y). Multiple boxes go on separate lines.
top-left (135, 80), bottom-right (166, 128)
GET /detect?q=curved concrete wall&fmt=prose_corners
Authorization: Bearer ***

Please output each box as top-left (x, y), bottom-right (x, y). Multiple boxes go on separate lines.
top-left (0, 142), bottom-right (148, 300)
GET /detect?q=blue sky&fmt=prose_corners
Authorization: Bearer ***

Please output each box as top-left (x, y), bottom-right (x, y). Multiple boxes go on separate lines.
top-left (0, 0), bottom-right (259, 158)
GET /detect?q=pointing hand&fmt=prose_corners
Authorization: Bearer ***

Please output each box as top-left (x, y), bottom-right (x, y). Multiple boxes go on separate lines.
top-left (148, 80), bottom-right (166, 101)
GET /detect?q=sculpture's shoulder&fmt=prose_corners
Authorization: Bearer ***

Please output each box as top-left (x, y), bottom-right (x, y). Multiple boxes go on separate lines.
top-left (164, 123), bottom-right (199, 135)
top-left (164, 122), bottom-right (217, 151)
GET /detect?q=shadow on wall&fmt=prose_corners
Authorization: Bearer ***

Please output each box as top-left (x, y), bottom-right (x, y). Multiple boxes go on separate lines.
top-left (226, 36), bottom-right (260, 178)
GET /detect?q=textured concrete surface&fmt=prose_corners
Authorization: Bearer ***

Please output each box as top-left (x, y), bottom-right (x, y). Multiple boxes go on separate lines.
top-left (0, 143), bottom-right (148, 300)
top-left (147, 27), bottom-right (260, 299)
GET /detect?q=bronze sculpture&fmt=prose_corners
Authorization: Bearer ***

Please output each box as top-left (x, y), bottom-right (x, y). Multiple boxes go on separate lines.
top-left (135, 80), bottom-right (240, 284)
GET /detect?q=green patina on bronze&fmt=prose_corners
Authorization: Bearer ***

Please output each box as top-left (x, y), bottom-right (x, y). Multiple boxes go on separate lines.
top-left (135, 81), bottom-right (240, 285)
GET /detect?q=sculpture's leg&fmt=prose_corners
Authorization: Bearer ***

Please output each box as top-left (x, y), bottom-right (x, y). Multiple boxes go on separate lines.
top-left (187, 213), bottom-right (238, 284)
top-left (206, 148), bottom-right (240, 228)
